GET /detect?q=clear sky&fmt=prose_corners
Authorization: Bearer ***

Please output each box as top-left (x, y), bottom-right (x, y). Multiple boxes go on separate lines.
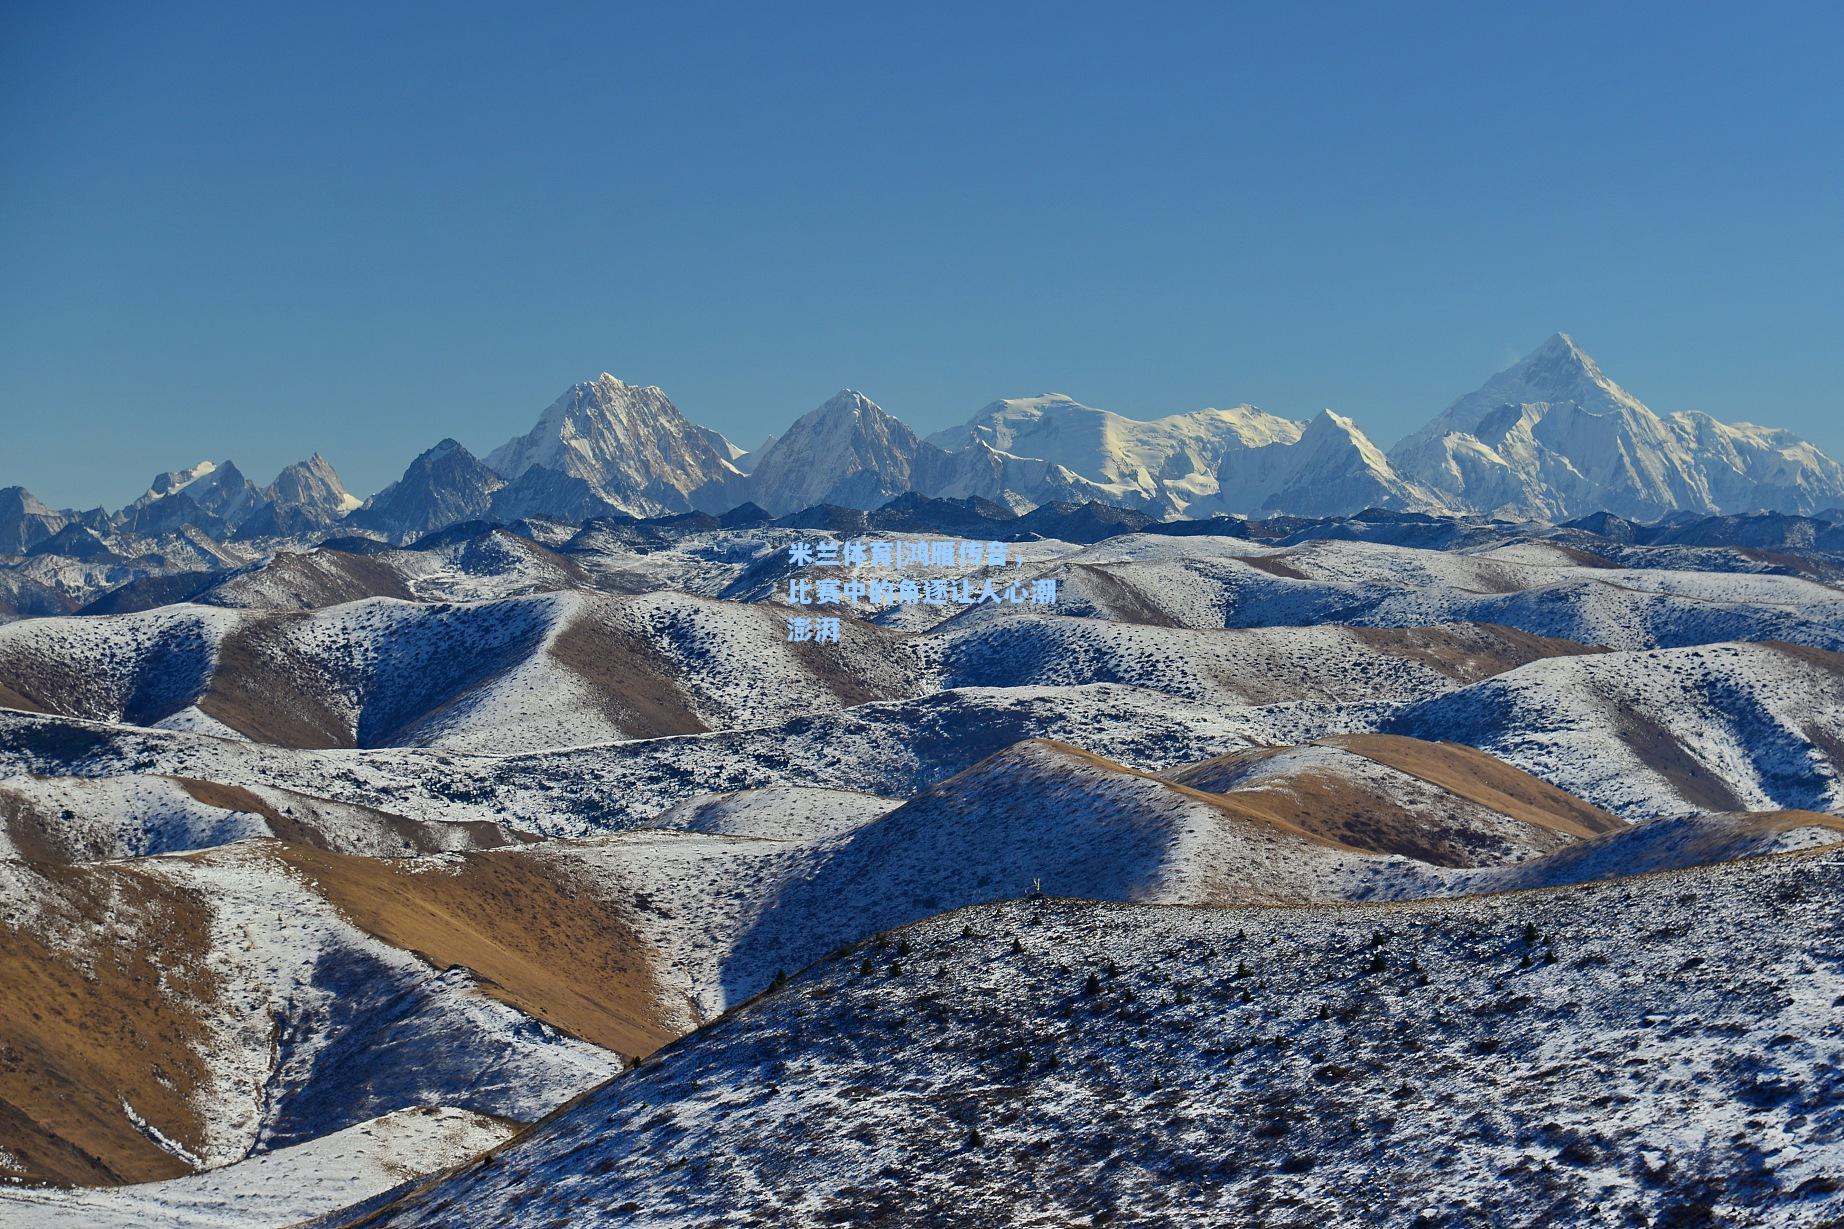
top-left (3, 1), bottom-right (1840, 509)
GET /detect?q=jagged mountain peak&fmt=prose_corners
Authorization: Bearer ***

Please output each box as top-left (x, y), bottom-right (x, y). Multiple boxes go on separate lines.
top-left (115, 458), bottom-right (262, 536)
top-left (0, 486), bottom-right (54, 517)
top-left (1388, 333), bottom-right (1844, 519)
top-left (0, 485), bottom-right (73, 554)
top-left (791, 389), bottom-right (913, 436)
top-left (1529, 330), bottom-right (1592, 367)
top-left (1216, 406), bottom-right (1445, 518)
top-left (484, 375), bottom-right (744, 519)
top-left (1435, 333), bottom-right (1650, 437)
top-left (348, 437), bottom-right (504, 542)
top-left (534, 374), bottom-right (661, 427)
top-left (1295, 409), bottom-right (1400, 476)
top-left (265, 454), bottom-right (360, 513)
top-left (924, 393), bottom-right (1305, 517)
top-left (812, 388), bottom-right (882, 414)
top-left (745, 390), bottom-right (929, 514)
top-left (141, 460), bottom-right (221, 501)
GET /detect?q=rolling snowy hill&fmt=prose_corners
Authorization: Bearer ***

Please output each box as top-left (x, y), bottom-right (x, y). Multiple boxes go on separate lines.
top-left (335, 849), bottom-right (1844, 1229)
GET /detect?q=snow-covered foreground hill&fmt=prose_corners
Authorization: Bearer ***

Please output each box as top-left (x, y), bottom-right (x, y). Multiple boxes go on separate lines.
top-left (0, 1108), bottom-right (512, 1229)
top-left (343, 849), bottom-right (1844, 1229)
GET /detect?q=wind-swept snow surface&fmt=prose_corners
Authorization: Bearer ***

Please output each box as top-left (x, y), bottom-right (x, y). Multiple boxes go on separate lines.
top-left (346, 850), bottom-right (1844, 1229)
top-left (0, 1107), bottom-right (512, 1229)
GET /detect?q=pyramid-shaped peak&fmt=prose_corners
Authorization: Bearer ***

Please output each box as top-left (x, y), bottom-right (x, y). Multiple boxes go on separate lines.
top-left (1535, 330), bottom-right (1584, 356)
top-left (1299, 409), bottom-right (1381, 448)
top-left (528, 374), bottom-right (679, 433)
top-left (578, 372), bottom-right (668, 397)
top-left (792, 390), bottom-right (903, 430)
top-left (1306, 407), bottom-right (1359, 431)
top-left (818, 389), bottom-right (880, 413)
top-left (1517, 331), bottom-right (1604, 379)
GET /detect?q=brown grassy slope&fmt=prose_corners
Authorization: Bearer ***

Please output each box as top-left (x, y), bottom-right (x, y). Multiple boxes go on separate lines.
top-left (0, 776), bottom-right (518, 864)
top-left (275, 844), bottom-right (678, 1060)
top-left (1712, 809), bottom-right (1844, 838)
top-left (0, 863), bottom-right (219, 1186)
top-left (173, 778), bottom-right (517, 854)
top-left (1034, 740), bottom-right (1373, 855)
top-left (1165, 735), bottom-right (1623, 868)
top-left (546, 615), bottom-right (709, 738)
top-left (221, 549), bottom-right (419, 608)
top-left (0, 681), bottom-right (45, 713)
top-left (1349, 623), bottom-right (1608, 684)
top-left (196, 614), bottom-right (356, 746)
top-left (1235, 555), bottom-right (1311, 581)
top-left (1064, 564), bottom-right (1186, 626)
top-left (1330, 734), bottom-right (1624, 837)
top-left (1, 837), bottom-right (677, 1189)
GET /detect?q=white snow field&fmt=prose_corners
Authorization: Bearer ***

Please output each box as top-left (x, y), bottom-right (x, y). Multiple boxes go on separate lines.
top-left (0, 1107), bottom-right (512, 1229)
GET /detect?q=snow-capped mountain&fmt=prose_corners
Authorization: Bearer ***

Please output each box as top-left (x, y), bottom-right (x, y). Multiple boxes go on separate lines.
top-left (1213, 408), bottom-right (1448, 518)
top-left (1390, 333), bottom-right (1844, 519)
top-left (1668, 408), bottom-right (1844, 514)
top-left (348, 439), bottom-right (505, 542)
top-left (744, 390), bottom-right (946, 515)
top-left (103, 455), bottom-right (364, 541)
top-left (742, 390), bottom-right (1143, 515)
top-left (485, 374), bottom-right (746, 518)
top-left (922, 438), bottom-right (1123, 513)
top-left (1, 487), bottom-right (77, 554)
top-left (929, 394), bottom-right (1304, 515)
top-left (232, 454), bottom-right (362, 539)
top-left (116, 460), bottom-right (265, 536)
top-left (9, 340), bottom-right (1844, 566)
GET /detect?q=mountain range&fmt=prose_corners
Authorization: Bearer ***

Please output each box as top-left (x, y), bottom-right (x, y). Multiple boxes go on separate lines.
top-left (7, 334), bottom-right (1843, 559)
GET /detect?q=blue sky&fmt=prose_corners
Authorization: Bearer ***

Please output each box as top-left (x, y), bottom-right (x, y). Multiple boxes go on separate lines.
top-left (3, 1), bottom-right (1840, 508)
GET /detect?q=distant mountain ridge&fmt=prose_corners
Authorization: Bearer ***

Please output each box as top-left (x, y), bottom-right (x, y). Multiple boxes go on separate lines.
top-left (6, 335), bottom-right (1843, 555)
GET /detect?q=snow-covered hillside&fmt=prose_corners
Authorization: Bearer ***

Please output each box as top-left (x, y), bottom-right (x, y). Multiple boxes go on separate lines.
top-left (1388, 641), bottom-right (1844, 818)
top-left (0, 1107), bottom-right (512, 1229)
top-left (344, 849), bottom-right (1844, 1229)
